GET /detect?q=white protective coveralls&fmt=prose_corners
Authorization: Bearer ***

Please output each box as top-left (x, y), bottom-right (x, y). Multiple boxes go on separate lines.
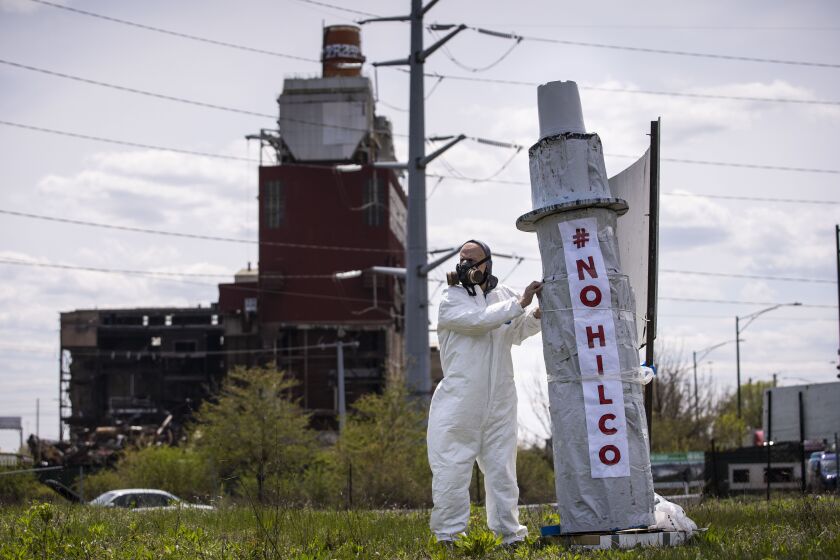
top-left (428, 282), bottom-right (542, 543)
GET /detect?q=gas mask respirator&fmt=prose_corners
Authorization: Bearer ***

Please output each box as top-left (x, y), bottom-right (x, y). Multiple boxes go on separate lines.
top-left (446, 244), bottom-right (498, 296)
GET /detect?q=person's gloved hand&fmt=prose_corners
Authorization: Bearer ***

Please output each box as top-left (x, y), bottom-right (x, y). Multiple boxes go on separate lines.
top-left (519, 281), bottom-right (543, 309)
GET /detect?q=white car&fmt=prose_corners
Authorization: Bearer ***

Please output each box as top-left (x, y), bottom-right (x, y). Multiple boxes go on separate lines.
top-left (89, 489), bottom-right (214, 510)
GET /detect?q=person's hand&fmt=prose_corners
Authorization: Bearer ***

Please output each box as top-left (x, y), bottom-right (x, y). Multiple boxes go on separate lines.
top-left (520, 281), bottom-right (543, 308)
top-left (533, 307), bottom-right (541, 319)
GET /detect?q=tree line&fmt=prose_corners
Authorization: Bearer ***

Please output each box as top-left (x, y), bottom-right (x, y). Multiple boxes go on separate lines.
top-left (3, 345), bottom-right (767, 506)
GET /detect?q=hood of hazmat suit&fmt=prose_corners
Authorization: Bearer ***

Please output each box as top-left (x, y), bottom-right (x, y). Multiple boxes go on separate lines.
top-left (428, 282), bottom-right (542, 543)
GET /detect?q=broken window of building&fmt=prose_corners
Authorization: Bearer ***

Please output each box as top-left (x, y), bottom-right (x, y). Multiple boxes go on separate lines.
top-left (174, 340), bottom-right (197, 353)
top-left (264, 180), bottom-right (285, 228)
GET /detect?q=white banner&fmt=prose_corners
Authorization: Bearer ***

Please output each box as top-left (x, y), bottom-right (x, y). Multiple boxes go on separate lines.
top-left (609, 150), bottom-right (651, 343)
top-left (559, 217), bottom-right (630, 478)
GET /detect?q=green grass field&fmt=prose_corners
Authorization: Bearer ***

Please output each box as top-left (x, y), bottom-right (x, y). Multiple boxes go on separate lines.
top-left (1, 497), bottom-right (838, 559)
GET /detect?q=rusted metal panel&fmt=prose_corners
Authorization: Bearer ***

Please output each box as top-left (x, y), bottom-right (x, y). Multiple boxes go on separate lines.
top-left (258, 164), bottom-right (405, 325)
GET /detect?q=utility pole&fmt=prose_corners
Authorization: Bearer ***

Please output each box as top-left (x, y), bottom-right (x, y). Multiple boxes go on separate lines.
top-left (405, 0), bottom-right (431, 398)
top-left (337, 341), bottom-right (346, 432)
top-left (35, 398), bottom-right (40, 464)
top-left (363, 2), bottom-right (466, 398)
top-left (835, 225), bottom-right (839, 377)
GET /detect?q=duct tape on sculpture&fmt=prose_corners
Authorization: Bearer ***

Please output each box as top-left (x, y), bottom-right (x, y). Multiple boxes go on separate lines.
top-left (517, 80), bottom-right (654, 533)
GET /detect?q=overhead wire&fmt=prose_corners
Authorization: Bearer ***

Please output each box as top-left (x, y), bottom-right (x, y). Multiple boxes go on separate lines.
top-left (0, 209), bottom-right (404, 254)
top-left (663, 192), bottom-right (840, 205)
top-left (0, 120), bottom-right (256, 162)
top-left (26, 0), bottom-right (839, 104)
top-left (661, 269), bottom-right (836, 284)
top-left (0, 257), bottom-right (230, 278)
top-left (7, 57), bottom-right (838, 172)
top-left (289, 0), bottom-right (380, 18)
top-left (466, 23), bottom-right (840, 31)
top-left (0, 59), bottom-right (276, 119)
top-left (5, 117), bottom-right (840, 186)
top-left (469, 25), bottom-right (840, 69)
top-left (28, 0), bottom-right (318, 63)
top-left (429, 25), bottom-right (523, 73)
top-left (23, 0), bottom-right (837, 108)
top-left (659, 296), bottom-right (835, 309)
top-left (428, 147), bottom-right (840, 176)
top-left (4, 209), bottom-right (833, 286)
top-left (426, 176), bottom-right (445, 200)
top-left (0, 59), bottom-right (411, 137)
top-left (391, 68), bottom-right (840, 107)
top-left (0, 258), bottom-right (399, 306)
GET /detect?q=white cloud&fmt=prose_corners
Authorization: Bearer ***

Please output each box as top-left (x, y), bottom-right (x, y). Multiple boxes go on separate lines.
top-left (34, 146), bottom-right (257, 238)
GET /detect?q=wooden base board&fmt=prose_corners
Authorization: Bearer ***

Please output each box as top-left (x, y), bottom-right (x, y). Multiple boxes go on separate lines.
top-left (542, 528), bottom-right (694, 550)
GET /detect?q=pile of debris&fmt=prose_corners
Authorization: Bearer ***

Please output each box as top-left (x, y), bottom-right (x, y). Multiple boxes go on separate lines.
top-left (28, 414), bottom-right (180, 468)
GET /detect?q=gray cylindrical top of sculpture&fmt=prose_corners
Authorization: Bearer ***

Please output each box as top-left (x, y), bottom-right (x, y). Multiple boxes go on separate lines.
top-left (517, 81), bottom-right (654, 533)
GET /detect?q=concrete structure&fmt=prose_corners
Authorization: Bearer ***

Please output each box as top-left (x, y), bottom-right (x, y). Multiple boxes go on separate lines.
top-left (517, 81), bottom-right (654, 533)
top-left (59, 25), bottom-right (408, 439)
top-left (59, 306), bottom-right (225, 440)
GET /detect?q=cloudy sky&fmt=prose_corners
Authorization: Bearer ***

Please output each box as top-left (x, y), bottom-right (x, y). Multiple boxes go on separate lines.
top-left (1, 0), bottom-right (838, 450)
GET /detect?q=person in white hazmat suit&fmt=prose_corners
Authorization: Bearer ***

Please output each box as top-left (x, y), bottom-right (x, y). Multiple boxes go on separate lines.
top-left (428, 239), bottom-right (543, 545)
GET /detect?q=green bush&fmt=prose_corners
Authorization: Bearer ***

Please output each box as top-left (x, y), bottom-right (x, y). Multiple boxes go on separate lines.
top-left (191, 365), bottom-right (319, 504)
top-left (338, 382), bottom-right (431, 507)
top-left (516, 446), bottom-right (555, 505)
top-left (83, 446), bottom-right (216, 502)
top-left (0, 469), bottom-right (55, 505)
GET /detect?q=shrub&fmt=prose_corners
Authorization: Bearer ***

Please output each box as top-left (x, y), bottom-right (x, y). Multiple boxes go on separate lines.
top-left (191, 365), bottom-right (318, 504)
top-left (338, 382), bottom-right (431, 507)
top-left (83, 446), bottom-right (216, 502)
top-left (0, 468), bottom-right (55, 505)
top-left (516, 445), bottom-right (555, 505)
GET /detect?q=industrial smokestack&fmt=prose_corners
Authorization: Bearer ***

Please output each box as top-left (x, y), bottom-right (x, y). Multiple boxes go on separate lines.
top-left (322, 25), bottom-right (365, 78)
top-left (517, 80), bottom-right (655, 533)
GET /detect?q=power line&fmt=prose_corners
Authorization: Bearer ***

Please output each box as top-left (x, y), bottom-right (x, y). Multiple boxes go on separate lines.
top-left (0, 258), bottom-right (230, 278)
top-left (24, 0), bottom-right (838, 103)
top-left (290, 0), bottom-right (379, 18)
top-left (0, 209), bottom-right (403, 254)
top-left (4, 208), bottom-right (834, 286)
top-left (660, 296), bottom-right (834, 308)
top-left (0, 120), bottom-right (256, 162)
top-left (394, 69), bottom-right (840, 107)
top-left (19, 0), bottom-right (837, 108)
top-left (0, 258), bottom-right (394, 305)
top-left (2, 257), bottom-right (835, 311)
top-left (663, 192), bottom-right (839, 205)
top-left (6, 117), bottom-right (839, 184)
top-left (467, 23), bottom-right (840, 32)
top-left (0, 59), bottom-right (410, 138)
top-left (621, 154), bottom-right (840, 175)
top-left (471, 25), bottom-right (840, 69)
top-left (430, 26), bottom-right (523, 73)
top-left (661, 269), bottom-right (836, 284)
top-left (0, 59), bottom-right (276, 119)
top-left (29, 0), bottom-right (318, 63)
top-left (659, 314), bottom-right (834, 321)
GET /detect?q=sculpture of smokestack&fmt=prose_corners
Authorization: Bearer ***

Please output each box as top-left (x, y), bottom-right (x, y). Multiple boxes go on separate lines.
top-left (517, 81), bottom-right (654, 533)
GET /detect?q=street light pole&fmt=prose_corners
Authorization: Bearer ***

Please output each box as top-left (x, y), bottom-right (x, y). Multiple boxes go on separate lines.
top-left (735, 302), bottom-right (802, 418)
top-left (693, 340), bottom-right (737, 422)
top-left (736, 315), bottom-right (742, 418)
